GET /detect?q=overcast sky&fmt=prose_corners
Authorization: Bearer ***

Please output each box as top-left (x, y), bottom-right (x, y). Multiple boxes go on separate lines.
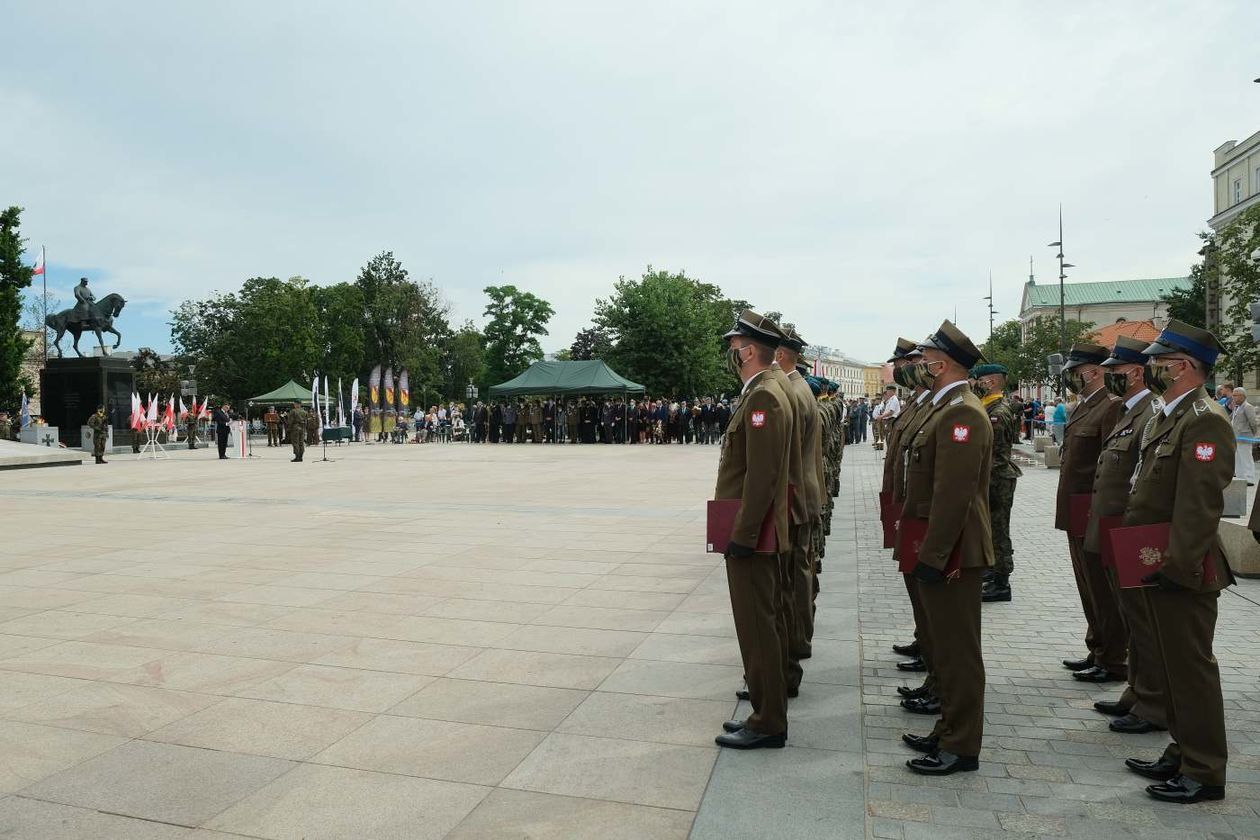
top-left (4, 1), bottom-right (1256, 363)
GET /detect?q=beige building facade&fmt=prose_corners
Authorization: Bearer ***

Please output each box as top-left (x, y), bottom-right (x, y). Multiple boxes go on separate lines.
top-left (802, 346), bottom-right (867, 399)
top-left (1206, 129), bottom-right (1260, 387)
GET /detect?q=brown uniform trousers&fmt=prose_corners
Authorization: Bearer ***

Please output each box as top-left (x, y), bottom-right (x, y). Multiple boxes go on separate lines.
top-left (1125, 387), bottom-right (1234, 786)
top-left (784, 369), bottom-right (822, 684)
top-left (715, 370), bottom-right (794, 736)
top-left (895, 384), bottom-right (993, 756)
top-left (888, 394), bottom-right (934, 690)
top-left (1085, 392), bottom-right (1160, 721)
top-left (1055, 388), bottom-right (1122, 671)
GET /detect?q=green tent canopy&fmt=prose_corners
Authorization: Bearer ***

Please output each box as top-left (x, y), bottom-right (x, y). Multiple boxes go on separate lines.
top-left (247, 380), bottom-right (333, 405)
top-left (488, 360), bottom-right (645, 398)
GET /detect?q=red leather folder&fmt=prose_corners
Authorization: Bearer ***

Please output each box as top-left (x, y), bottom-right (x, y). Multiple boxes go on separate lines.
top-left (895, 518), bottom-right (962, 575)
top-left (1106, 522), bottom-right (1216, 588)
top-left (1067, 493), bottom-right (1092, 539)
top-left (1096, 515), bottom-right (1124, 568)
top-left (706, 499), bottom-right (779, 554)
top-left (878, 491), bottom-right (898, 549)
top-left (878, 491), bottom-right (891, 521)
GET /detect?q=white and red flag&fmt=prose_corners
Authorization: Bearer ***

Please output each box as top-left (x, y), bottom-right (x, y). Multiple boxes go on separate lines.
top-left (146, 394), bottom-right (158, 425)
top-left (32, 247), bottom-right (45, 276)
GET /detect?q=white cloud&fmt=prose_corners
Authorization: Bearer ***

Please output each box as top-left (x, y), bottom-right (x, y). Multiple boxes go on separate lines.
top-left (2, 0), bottom-right (1255, 361)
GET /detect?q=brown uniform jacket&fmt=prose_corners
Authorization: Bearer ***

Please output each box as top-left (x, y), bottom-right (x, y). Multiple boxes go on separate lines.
top-left (1124, 386), bottom-right (1235, 592)
top-left (896, 383), bottom-right (994, 570)
top-left (890, 393), bottom-right (933, 504)
top-left (1083, 390), bottom-right (1156, 553)
top-left (767, 366), bottom-right (803, 526)
top-left (787, 370), bottom-right (823, 521)
top-left (1055, 388), bottom-right (1122, 531)
top-left (883, 391), bottom-right (927, 495)
top-left (714, 369), bottom-right (794, 553)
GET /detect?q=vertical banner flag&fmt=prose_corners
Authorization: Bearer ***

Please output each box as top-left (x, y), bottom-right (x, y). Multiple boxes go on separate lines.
top-left (384, 367), bottom-right (395, 409)
top-left (369, 366), bottom-right (381, 408)
top-left (399, 370), bottom-right (410, 412)
top-left (310, 375), bottom-right (321, 428)
top-left (20, 390), bottom-right (30, 428)
top-left (323, 376), bottom-right (330, 428)
top-left (350, 378), bottom-right (360, 417)
top-left (337, 377), bottom-right (346, 428)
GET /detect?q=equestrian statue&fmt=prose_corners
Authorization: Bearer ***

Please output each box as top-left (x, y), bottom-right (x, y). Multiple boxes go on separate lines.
top-left (45, 278), bottom-right (127, 358)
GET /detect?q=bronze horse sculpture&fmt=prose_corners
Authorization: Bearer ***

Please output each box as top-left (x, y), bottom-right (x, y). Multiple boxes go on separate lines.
top-left (46, 293), bottom-right (127, 357)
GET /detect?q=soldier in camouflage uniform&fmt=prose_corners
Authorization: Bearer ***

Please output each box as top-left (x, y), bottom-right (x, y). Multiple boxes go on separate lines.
top-left (87, 405), bottom-right (109, 464)
top-left (971, 363), bottom-right (1022, 602)
top-left (287, 402), bottom-right (308, 462)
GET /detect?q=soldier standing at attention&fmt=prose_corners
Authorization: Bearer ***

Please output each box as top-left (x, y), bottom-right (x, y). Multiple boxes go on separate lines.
top-left (87, 405), bottom-right (109, 464)
top-left (713, 310), bottom-right (793, 750)
top-left (264, 405), bottom-right (281, 447)
top-left (1120, 321), bottom-right (1234, 804)
top-left (897, 321), bottom-right (992, 776)
top-left (1055, 344), bottom-right (1125, 682)
top-left (970, 363), bottom-right (1022, 603)
top-left (1086, 336), bottom-right (1163, 735)
top-left (185, 405), bottom-right (198, 450)
top-left (774, 327), bottom-right (822, 679)
top-left (286, 402), bottom-right (308, 462)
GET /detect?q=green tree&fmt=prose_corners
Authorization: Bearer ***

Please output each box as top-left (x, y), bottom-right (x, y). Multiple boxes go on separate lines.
top-left (312, 282), bottom-right (366, 382)
top-left (171, 276), bottom-right (322, 403)
top-left (131, 347), bottom-right (183, 397)
top-left (981, 319), bottom-right (1025, 386)
top-left (0, 207), bottom-right (35, 408)
top-left (442, 321), bottom-right (486, 399)
top-left (1161, 242), bottom-right (1209, 330)
top-left (356, 252), bottom-right (450, 395)
top-left (482, 284), bottom-right (554, 388)
top-left (1214, 205), bottom-right (1260, 379)
top-left (595, 266), bottom-right (744, 397)
top-left (569, 324), bottom-right (613, 360)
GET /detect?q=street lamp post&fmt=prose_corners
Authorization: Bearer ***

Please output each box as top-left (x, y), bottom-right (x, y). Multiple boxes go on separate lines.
top-left (1047, 206), bottom-right (1076, 353)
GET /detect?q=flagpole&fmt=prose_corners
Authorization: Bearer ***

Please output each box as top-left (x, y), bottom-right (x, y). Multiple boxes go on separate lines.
top-left (41, 246), bottom-right (47, 364)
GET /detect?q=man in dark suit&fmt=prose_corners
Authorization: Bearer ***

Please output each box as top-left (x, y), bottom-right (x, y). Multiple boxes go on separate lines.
top-left (212, 402), bottom-right (233, 460)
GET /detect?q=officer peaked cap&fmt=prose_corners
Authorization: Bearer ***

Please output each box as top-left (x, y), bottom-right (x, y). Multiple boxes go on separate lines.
top-left (1101, 335), bottom-right (1151, 367)
top-left (1061, 342), bottom-right (1109, 371)
top-left (1141, 319), bottom-right (1223, 367)
top-left (917, 320), bottom-right (986, 369)
top-left (722, 309), bottom-right (783, 348)
top-left (780, 327), bottom-right (808, 354)
top-left (887, 337), bottom-right (917, 363)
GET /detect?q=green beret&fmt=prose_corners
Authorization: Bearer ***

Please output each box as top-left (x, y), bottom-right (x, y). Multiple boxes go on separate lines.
top-left (970, 363), bottom-right (1008, 378)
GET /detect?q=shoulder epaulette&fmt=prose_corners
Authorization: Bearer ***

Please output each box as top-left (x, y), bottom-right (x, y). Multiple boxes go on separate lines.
top-left (1193, 399), bottom-right (1209, 416)
top-left (949, 395), bottom-right (964, 406)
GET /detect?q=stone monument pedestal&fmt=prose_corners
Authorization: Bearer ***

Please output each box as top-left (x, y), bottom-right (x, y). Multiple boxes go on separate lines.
top-left (40, 357), bottom-right (135, 448)
top-left (81, 424), bottom-right (114, 454)
top-left (20, 425), bottom-right (60, 447)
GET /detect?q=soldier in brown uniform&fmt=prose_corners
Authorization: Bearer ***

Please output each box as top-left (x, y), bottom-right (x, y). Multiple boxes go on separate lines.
top-left (1119, 321), bottom-right (1234, 804)
top-left (775, 328), bottom-right (822, 680)
top-left (1086, 336), bottom-right (1163, 734)
top-left (713, 310), bottom-right (794, 750)
top-left (897, 321), bottom-right (992, 775)
top-left (264, 406), bottom-right (281, 447)
top-left (1055, 343), bottom-right (1125, 682)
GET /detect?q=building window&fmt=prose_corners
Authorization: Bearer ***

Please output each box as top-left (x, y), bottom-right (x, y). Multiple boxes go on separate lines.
top-left (1235, 178), bottom-right (1243, 205)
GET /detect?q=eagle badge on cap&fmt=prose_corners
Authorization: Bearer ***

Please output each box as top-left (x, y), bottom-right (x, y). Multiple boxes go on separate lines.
top-left (751, 410), bottom-right (766, 428)
top-left (952, 425), bottom-right (970, 443)
top-left (1195, 443), bottom-right (1216, 462)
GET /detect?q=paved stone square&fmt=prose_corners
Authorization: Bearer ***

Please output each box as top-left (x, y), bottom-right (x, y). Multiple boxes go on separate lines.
top-left (0, 439), bottom-right (1257, 838)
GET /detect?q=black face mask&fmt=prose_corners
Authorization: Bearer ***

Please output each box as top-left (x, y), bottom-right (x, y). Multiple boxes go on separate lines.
top-left (1103, 371), bottom-right (1128, 398)
top-left (1062, 369), bottom-right (1086, 395)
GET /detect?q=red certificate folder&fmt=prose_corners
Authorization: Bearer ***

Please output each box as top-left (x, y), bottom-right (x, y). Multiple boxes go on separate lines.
top-left (706, 499), bottom-right (779, 554)
top-left (878, 491), bottom-right (900, 549)
top-left (1096, 515), bottom-right (1124, 569)
top-left (1067, 493), bottom-right (1092, 539)
top-left (1106, 522), bottom-right (1216, 589)
top-left (895, 518), bottom-right (962, 575)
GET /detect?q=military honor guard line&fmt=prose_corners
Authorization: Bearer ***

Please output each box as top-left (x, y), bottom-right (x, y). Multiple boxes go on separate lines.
top-left (710, 309), bottom-right (1239, 805)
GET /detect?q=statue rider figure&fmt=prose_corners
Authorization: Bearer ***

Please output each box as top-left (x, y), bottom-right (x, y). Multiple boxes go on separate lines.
top-left (72, 277), bottom-right (96, 325)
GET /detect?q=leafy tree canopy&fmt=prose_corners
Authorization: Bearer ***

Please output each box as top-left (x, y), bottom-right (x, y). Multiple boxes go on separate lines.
top-left (482, 284), bottom-right (554, 388)
top-left (0, 206), bottom-right (35, 408)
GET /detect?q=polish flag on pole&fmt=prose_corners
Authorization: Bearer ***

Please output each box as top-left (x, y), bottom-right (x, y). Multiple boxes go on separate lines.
top-left (178, 396), bottom-right (187, 420)
top-left (147, 395), bottom-right (158, 424)
top-left (163, 396), bottom-right (176, 431)
top-left (32, 247), bottom-right (45, 276)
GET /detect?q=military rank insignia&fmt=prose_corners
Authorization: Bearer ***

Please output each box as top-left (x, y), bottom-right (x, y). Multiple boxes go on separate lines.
top-left (952, 424), bottom-right (970, 443)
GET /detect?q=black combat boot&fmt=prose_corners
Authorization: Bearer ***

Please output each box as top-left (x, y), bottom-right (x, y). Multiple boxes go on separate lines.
top-left (982, 574), bottom-right (1011, 603)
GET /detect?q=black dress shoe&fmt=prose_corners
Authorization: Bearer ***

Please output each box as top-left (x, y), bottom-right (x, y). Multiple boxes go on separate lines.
top-left (798, 649), bottom-right (812, 660)
top-left (1145, 775), bottom-right (1225, 804)
top-left (715, 728), bottom-right (786, 749)
top-left (1093, 699), bottom-right (1129, 717)
top-left (895, 657), bottom-right (927, 672)
top-left (736, 687), bottom-right (797, 701)
top-left (901, 733), bottom-right (939, 753)
top-left (1062, 657), bottom-right (1092, 671)
top-left (1125, 756), bottom-right (1180, 781)
top-left (981, 582), bottom-right (1011, 603)
top-left (1072, 666), bottom-right (1125, 683)
top-left (906, 749), bottom-right (978, 775)
top-left (897, 684), bottom-right (931, 699)
top-left (722, 719), bottom-right (744, 733)
top-left (892, 641), bottom-right (920, 657)
top-left (1110, 714), bottom-right (1166, 734)
top-left (900, 695), bottom-right (941, 715)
